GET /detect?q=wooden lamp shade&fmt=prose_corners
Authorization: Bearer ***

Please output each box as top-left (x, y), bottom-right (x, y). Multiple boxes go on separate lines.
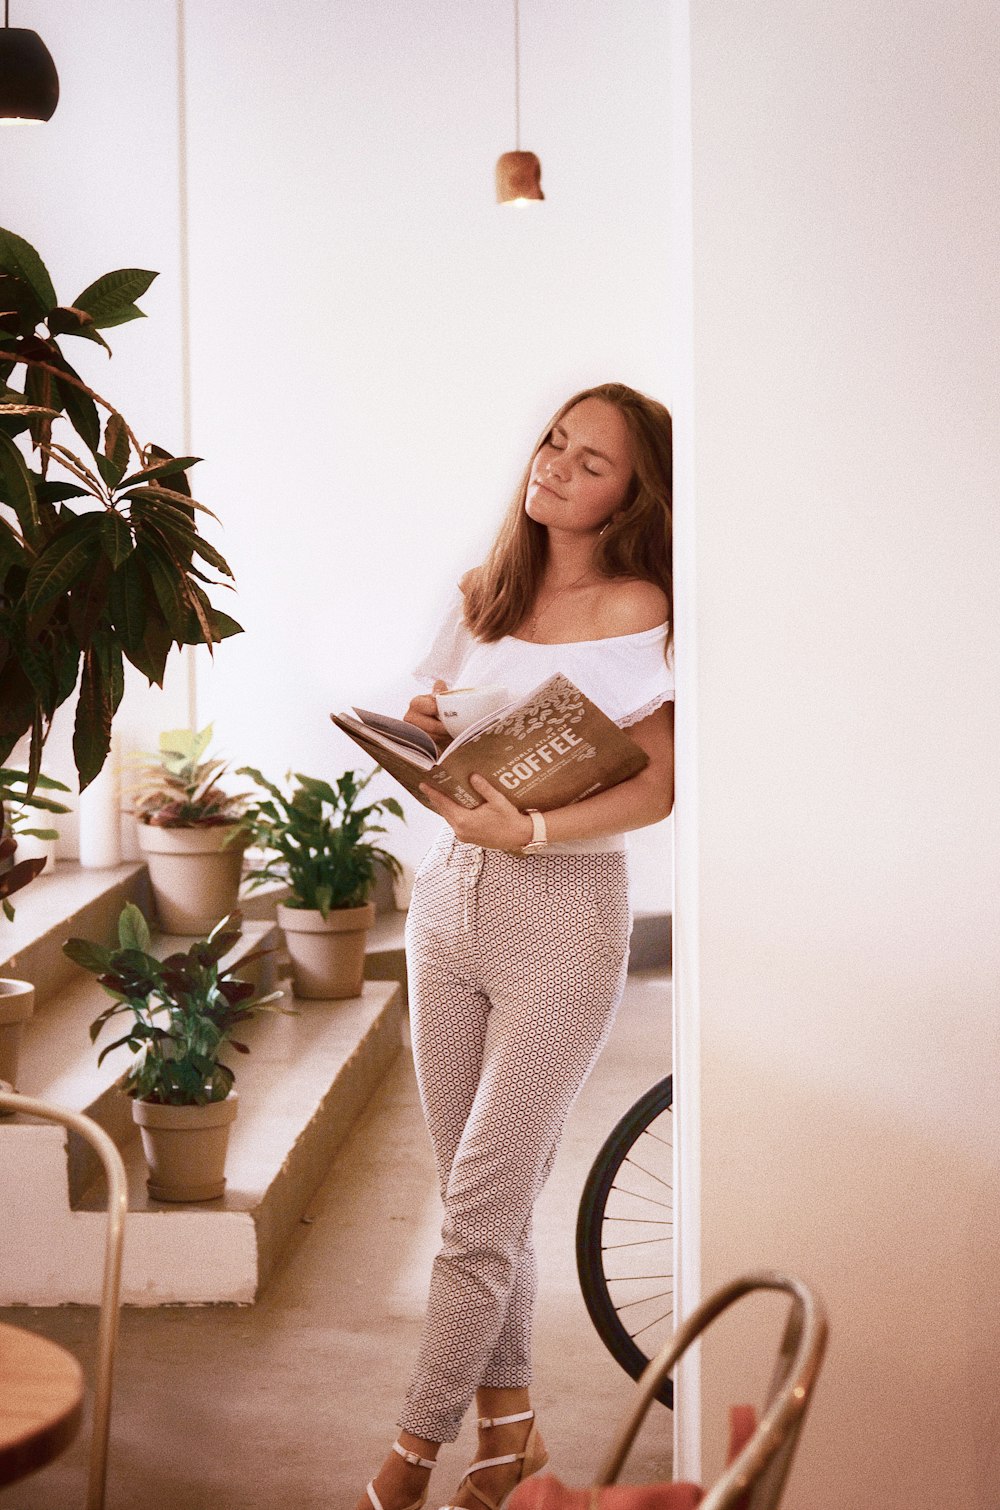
top-left (496, 150), bottom-right (544, 204)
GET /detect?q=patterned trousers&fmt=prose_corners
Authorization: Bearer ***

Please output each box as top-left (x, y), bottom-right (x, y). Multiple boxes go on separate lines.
top-left (398, 830), bottom-right (632, 1443)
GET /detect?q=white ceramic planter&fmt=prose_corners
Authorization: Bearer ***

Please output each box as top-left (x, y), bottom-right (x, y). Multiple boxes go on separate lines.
top-left (0, 979), bottom-right (35, 1107)
top-left (276, 900), bottom-right (375, 1000)
top-left (132, 1090), bottom-right (238, 1202)
top-left (136, 821), bottom-right (249, 935)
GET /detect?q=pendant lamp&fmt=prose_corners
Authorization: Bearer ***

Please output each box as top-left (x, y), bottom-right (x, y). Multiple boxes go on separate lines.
top-left (0, 1), bottom-right (59, 123)
top-left (495, 0), bottom-right (543, 204)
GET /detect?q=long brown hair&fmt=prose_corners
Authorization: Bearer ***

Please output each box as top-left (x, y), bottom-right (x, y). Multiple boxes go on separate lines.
top-left (463, 383), bottom-right (673, 656)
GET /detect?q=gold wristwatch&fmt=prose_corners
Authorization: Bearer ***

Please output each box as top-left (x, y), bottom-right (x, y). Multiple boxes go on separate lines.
top-left (521, 808), bottom-right (548, 855)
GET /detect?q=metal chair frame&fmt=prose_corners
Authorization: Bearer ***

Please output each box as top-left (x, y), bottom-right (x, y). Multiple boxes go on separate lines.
top-left (0, 1089), bottom-right (128, 1510)
top-left (596, 1271), bottom-right (829, 1510)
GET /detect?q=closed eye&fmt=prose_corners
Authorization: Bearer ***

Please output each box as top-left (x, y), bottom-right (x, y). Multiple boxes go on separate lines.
top-left (544, 437), bottom-right (604, 477)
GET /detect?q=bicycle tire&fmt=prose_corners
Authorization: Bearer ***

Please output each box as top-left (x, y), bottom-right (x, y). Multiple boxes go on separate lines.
top-left (576, 1075), bottom-right (674, 1407)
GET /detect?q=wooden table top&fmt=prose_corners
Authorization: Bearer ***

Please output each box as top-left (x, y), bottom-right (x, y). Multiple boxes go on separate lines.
top-left (0, 1321), bottom-right (84, 1486)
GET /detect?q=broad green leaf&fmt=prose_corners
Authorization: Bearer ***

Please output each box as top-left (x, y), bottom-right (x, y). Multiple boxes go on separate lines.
top-left (100, 511), bottom-right (134, 568)
top-left (63, 936), bottom-right (113, 974)
top-left (0, 429), bottom-right (41, 538)
top-left (119, 455), bottom-right (200, 491)
top-left (107, 555), bottom-right (146, 649)
top-left (104, 412), bottom-right (130, 476)
top-left (24, 529), bottom-right (99, 614)
top-left (88, 303), bottom-right (146, 331)
top-left (34, 479), bottom-right (88, 505)
top-left (121, 482), bottom-right (220, 524)
top-left (46, 305), bottom-right (112, 354)
top-left (189, 533), bottom-right (234, 579)
top-left (95, 452), bottom-right (121, 489)
top-left (208, 609), bottom-right (243, 641)
top-left (0, 515), bottom-right (25, 573)
top-left (0, 228), bottom-right (56, 314)
top-left (0, 270), bottom-right (45, 329)
top-left (55, 374), bottom-right (102, 456)
top-left (118, 901), bottom-right (152, 953)
top-left (73, 268), bottom-right (157, 326)
top-left (140, 543), bottom-right (188, 632)
top-left (73, 642), bottom-right (115, 789)
top-left (67, 552), bottom-right (112, 647)
top-left (124, 599), bottom-right (172, 687)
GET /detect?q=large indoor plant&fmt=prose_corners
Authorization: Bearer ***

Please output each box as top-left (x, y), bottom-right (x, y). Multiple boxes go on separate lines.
top-left (238, 767), bottom-right (403, 1000)
top-left (63, 902), bottom-right (288, 1201)
top-left (126, 724), bottom-right (254, 935)
top-left (0, 224), bottom-right (242, 804)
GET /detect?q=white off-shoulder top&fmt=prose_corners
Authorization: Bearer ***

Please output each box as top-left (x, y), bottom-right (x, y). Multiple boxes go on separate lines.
top-left (412, 587), bottom-right (675, 854)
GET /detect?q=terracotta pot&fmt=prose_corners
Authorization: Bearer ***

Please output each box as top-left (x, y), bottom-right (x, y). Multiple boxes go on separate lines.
top-left (132, 1090), bottom-right (238, 1202)
top-left (136, 821), bottom-right (249, 935)
top-left (276, 900), bottom-right (375, 1000)
top-left (0, 979), bottom-right (35, 1106)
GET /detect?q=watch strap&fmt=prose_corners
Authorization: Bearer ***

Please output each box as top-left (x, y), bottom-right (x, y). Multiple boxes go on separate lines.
top-left (521, 808), bottom-right (548, 854)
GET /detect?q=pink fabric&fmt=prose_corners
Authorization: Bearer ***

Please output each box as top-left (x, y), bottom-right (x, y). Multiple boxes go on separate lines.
top-left (509, 1404), bottom-right (758, 1510)
top-left (511, 1477), bottom-right (703, 1510)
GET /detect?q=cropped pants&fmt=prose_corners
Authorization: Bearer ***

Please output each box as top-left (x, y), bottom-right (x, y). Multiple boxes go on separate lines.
top-left (398, 830), bottom-right (632, 1443)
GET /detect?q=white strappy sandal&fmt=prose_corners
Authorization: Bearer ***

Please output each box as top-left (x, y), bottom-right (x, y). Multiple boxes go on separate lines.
top-left (367, 1441), bottom-right (438, 1510)
top-left (439, 1409), bottom-right (549, 1510)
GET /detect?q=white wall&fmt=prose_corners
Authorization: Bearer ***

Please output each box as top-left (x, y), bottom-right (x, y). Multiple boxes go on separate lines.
top-left (2, 0), bottom-right (674, 905)
top-left (185, 0), bottom-right (674, 899)
top-left (673, 3), bottom-right (1000, 1505)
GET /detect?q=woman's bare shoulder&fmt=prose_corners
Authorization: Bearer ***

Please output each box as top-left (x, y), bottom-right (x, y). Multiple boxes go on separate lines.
top-left (458, 567), bottom-right (481, 597)
top-left (596, 578), bottom-right (669, 635)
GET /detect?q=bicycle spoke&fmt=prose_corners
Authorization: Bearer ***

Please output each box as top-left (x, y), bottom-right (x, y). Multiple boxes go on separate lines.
top-left (600, 1216), bottom-right (672, 1227)
top-left (615, 1290), bottom-right (673, 1311)
top-left (601, 1234), bottom-right (672, 1251)
top-left (606, 1186), bottom-right (672, 1212)
top-left (630, 1311), bottom-right (673, 1340)
top-left (606, 1276), bottom-right (674, 1286)
top-left (621, 1155), bottom-right (673, 1192)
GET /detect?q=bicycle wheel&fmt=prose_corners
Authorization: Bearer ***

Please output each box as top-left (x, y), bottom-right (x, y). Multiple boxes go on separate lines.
top-left (576, 1075), bottom-right (674, 1406)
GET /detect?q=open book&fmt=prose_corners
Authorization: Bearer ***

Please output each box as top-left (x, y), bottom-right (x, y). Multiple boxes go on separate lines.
top-left (330, 673), bottom-right (648, 813)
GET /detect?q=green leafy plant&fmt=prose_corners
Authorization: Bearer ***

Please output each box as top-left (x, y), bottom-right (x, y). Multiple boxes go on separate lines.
top-left (126, 723), bottom-right (254, 830)
top-left (237, 767), bottom-right (404, 918)
top-left (63, 903), bottom-right (290, 1105)
top-left (0, 766), bottom-right (71, 919)
top-left (0, 225), bottom-right (243, 796)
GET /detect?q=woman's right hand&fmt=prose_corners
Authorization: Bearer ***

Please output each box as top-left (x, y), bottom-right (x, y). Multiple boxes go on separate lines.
top-left (404, 679), bottom-right (452, 754)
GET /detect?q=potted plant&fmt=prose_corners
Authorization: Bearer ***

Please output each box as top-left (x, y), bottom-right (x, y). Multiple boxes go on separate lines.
top-left (0, 767), bottom-right (71, 1106)
top-left (237, 767), bottom-right (403, 1000)
top-left (0, 225), bottom-right (242, 805)
top-left (126, 724), bottom-right (254, 936)
top-left (63, 902), bottom-right (289, 1201)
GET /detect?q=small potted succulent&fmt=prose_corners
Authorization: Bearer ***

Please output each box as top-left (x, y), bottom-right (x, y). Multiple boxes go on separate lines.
top-left (126, 724), bottom-right (254, 935)
top-left (237, 767), bottom-right (403, 1000)
top-left (63, 902), bottom-right (289, 1201)
top-left (1, 768), bottom-right (71, 1104)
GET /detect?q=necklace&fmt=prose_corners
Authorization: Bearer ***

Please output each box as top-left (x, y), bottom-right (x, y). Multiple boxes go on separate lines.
top-left (523, 567), bottom-right (597, 641)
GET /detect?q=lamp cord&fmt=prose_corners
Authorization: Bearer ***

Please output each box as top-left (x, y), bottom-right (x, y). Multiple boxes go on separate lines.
top-left (514, 0), bottom-right (521, 150)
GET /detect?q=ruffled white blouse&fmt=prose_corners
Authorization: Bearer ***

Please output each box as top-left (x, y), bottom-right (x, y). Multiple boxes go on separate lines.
top-left (412, 588), bottom-right (674, 854)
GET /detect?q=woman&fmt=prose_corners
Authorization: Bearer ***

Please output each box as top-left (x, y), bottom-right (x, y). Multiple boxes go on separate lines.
top-left (358, 383), bottom-right (675, 1510)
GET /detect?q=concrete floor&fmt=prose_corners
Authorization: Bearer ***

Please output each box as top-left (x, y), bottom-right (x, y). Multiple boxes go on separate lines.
top-left (0, 970), bottom-right (672, 1510)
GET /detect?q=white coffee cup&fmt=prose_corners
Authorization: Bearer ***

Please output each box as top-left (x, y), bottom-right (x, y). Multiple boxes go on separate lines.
top-left (435, 684), bottom-right (510, 736)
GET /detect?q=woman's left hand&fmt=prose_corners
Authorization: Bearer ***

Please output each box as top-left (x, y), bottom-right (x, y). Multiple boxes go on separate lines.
top-left (419, 773), bottom-right (534, 853)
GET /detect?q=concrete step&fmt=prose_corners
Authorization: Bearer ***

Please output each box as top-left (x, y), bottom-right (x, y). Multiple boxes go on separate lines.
top-left (1, 979), bottom-right (403, 1305)
top-left (0, 860), bottom-right (151, 1007)
top-left (1, 861), bottom-right (405, 1306)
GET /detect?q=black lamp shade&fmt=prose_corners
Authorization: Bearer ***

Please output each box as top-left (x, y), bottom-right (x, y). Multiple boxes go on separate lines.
top-left (0, 28), bottom-right (59, 121)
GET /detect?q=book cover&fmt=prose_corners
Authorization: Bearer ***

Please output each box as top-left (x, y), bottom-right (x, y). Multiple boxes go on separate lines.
top-left (330, 673), bottom-right (648, 814)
